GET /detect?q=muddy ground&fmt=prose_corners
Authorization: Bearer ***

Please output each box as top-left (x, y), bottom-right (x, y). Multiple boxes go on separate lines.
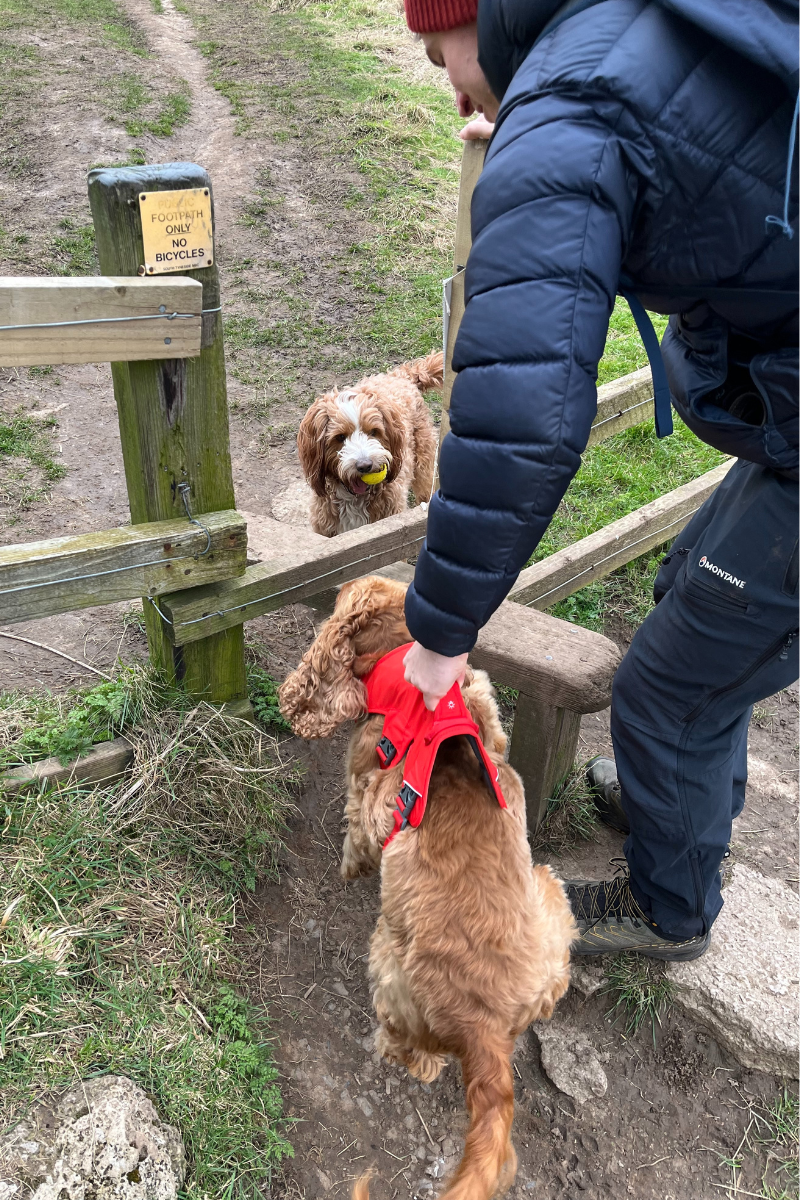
top-left (0, 1), bottom-right (797, 1197)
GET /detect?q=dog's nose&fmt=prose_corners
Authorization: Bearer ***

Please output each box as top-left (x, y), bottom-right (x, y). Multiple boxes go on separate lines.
top-left (355, 458), bottom-right (373, 473)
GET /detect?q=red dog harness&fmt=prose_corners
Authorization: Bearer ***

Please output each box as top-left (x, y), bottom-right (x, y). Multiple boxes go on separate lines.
top-left (363, 643), bottom-right (507, 848)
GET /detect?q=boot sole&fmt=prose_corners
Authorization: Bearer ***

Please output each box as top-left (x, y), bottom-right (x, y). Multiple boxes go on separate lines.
top-left (572, 937), bottom-right (710, 962)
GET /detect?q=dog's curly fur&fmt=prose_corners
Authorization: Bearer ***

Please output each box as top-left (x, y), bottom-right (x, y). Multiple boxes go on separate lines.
top-left (279, 577), bottom-right (577, 1200)
top-left (297, 353), bottom-right (441, 537)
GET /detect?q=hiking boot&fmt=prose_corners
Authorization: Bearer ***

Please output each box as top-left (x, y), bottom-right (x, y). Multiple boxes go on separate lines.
top-left (567, 871), bottom-right (710, 961)
top-left (586, 756), bottom-right (630, 834)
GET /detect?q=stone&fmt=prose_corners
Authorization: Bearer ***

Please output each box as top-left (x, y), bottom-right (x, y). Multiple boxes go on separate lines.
top-left (0, 1076), bottom-right (186, 1199)
top-left (330, 980), bottom-right (349, 997)
top-left (569, 961), bottom-right (606, 999)
top-left (316, 1168), bottom-right (333, 1191)
top-left (533, 1024), bottom-right (608, 1105)
top-left (356, 1096), bottom-right (373, 1118)
top-left (667, 864), bottom-right (800, 1077)
top-left (270, 480), bottom-right (314, 527)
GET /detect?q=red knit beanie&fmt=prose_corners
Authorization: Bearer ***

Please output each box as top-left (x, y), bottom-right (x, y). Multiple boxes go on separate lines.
top-left (404, 0), bottom-right (478, 33)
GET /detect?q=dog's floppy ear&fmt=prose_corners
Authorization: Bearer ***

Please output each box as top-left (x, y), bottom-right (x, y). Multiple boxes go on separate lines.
top-left (376, 394), bottom-right (406, 484)
top-left (297, 398), bottom-right (330, 497)
top-left (278, 577), bottom-right (406, 739)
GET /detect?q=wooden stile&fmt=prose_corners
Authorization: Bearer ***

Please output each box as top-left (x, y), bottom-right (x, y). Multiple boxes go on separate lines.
top-left (160, 507), bottom-right (429, 646)
top-left (508, 461), bottom-right (733, 609)
top-left (87, 163), bottom-right (246, 706)
top-left (0, 277), bottom-right (202, 367)
top-left (0, 510), bottom-right (246, 625)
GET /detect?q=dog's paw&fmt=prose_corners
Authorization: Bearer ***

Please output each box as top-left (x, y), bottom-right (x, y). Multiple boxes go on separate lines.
top-left (497, 1142), bottom-right (518, 1195)
top-left (406, 1048), bottom-right (447, 1084)
top-left (338, 835), bottom-right (376, 883)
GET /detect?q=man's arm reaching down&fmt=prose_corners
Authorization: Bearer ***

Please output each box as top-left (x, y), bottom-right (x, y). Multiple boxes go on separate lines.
top-left (405, 93), bottom-right (640, 657)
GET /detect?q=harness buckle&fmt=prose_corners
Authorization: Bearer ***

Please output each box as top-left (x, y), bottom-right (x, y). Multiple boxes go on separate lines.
top-left (376, 734), bottom-right (397, 767)
top-left (396, 782), bottom-right (420, 830)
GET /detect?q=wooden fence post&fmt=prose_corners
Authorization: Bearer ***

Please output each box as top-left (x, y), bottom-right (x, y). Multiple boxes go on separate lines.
top-left (87, 164), bottom-right (247, 709)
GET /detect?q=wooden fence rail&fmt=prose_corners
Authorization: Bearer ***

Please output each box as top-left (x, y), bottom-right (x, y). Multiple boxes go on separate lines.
top-left (0, 277), bottom-right (203, 366)
top-left (0, 511), bottom-right (246, 625)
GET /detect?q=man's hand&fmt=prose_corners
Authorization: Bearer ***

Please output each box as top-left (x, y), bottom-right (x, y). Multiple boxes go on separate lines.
top-left (458, 113), bottom-right (495, 140)
top-left (404, 643), bottom-right (469, 712)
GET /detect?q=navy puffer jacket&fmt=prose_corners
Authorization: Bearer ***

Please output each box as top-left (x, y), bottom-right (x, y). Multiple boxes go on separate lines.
top-left (405, 0), bottom-right (799, 656)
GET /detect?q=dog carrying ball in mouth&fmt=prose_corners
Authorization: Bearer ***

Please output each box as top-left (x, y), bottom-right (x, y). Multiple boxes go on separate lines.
top-left (296, 352), bottom-right (442, 536)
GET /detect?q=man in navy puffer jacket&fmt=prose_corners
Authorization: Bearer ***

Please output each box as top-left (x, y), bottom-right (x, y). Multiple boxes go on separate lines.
top-left (401, 0), bottom-right (798, 959)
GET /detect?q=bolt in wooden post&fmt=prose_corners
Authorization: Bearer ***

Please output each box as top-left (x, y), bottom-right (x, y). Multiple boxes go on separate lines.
top-left (87, 163), bottom-right (247, 708)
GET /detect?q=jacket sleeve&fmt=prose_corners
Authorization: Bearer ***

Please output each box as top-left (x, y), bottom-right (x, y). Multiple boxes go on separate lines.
top-left (404, 93), bottom-right (641, 655)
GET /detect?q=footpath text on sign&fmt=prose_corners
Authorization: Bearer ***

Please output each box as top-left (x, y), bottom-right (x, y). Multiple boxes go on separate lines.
top-left (139, 188), bottom-right (214, 276)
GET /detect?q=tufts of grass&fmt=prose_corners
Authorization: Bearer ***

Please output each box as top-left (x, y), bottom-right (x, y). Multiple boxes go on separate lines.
top-left (124, 82), bottom-right (192, 138)
top-left (717, 1087), bottom-right (799, 1200)
top-left (50, 218), bottom-right (98, 276)
top-left (0, 411), bottom-right (66, 510)
top-left (531, 761), bottom-right (600, 856)
top-left (248, 664), bottom-right (292, 733)
top-left (602, 954), bottom-right (675, 1042)
top-left (0, 684), bottom-right (296, 1194)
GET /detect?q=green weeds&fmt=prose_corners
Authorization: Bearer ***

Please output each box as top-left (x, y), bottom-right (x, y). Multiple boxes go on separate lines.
top-left (602, 954), bottom-right (675, 1042)
top-left (0, 686), bottom-right (296, 1194)
top-left (248, 664), bottom-right (292, 733)
top-left (0, 673), bottom-right (147, 768)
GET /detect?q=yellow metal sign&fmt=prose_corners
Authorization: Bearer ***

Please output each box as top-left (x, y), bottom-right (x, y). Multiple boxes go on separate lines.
top-left (139, 187), bottom-right (214, 275)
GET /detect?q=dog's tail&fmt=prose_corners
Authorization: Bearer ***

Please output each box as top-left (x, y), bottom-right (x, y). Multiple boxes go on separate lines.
top-left (439, 1037), bottom-right (516, 1200)
top-left (351, 1172), bottom-right (372, 1200)
top-left (393, 350), bottom-right (444, 392)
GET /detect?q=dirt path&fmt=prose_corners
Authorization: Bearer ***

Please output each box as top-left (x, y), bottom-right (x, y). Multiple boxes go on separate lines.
top-left (0, 2), bottom-right (796, 1196)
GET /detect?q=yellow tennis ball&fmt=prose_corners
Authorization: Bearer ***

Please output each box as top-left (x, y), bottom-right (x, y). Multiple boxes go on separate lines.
top-left (360, 464), bottom-right (388, 485)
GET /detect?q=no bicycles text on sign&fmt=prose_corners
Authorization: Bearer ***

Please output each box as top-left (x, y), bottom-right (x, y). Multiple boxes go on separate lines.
top-left (139, 188), bottom-right (214, 275)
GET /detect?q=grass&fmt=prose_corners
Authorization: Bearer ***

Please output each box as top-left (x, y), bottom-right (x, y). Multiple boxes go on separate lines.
top-left (0, 673), bottom-right (296, 1195)
top-left (530, 761), bottom-right (600, 856)
top-left (717, 1088), bottom-right (799, 1200)
top-left (0, 0), bottom-right (148, 56)
top-left (0, 411), bottom-right (66, 511)
top-left (602, 954), bottom-right (675, 1043)
top-left (50, 218), bottom-right (98, 276)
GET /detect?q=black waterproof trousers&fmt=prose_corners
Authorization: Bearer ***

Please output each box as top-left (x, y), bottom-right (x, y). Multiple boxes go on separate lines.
top-left (610, 459), bottom-right (799, 939)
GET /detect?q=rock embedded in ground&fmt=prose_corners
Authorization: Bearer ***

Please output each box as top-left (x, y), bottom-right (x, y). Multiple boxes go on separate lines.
top-left (667, 864), bottom-right (800, 1077)
top-left (533, 1023), bottom-right (608, 1105)
top-left (269, 480), bottom-right (314, 527)
top-left (0, 1075), bottom-right (186, 1199)
top-left (569, 961), bottom-right (606, 999)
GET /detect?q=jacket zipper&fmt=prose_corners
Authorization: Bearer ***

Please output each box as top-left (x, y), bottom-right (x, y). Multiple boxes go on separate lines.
top-left (683, 627), bottom-right (799, 722)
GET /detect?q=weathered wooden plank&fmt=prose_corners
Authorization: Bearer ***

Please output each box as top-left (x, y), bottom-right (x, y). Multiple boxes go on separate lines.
top-left (587, 366), bottom-right (654, 447)
top-left (0, 276), bottom-right (202, 367)
top-left (1, 736), bottom-right (134, 795)
top-left (88, 163), bottom-right (246, 705)
top-left (161, 506), bottom-right (429, 646)
top-left (470, 599), bottom-right (620, 714)
top-left (508, 697), bottom-right (582, 831)
top-left (0, 511), bottom-right (246, 625)
top-left (507, 461), bottom-right (733, 610)
top-left (440, 139), bottom-right (486, 448)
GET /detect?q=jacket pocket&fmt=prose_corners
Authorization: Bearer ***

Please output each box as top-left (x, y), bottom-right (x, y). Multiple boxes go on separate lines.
top-left (683, 573), bottom-right (750, 614)
top-left (682, 627), bottom-right (798, 723)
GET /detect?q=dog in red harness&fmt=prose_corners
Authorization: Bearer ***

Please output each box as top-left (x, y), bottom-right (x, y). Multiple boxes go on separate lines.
top-left (279, 576), bottom-right (576, 1200)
